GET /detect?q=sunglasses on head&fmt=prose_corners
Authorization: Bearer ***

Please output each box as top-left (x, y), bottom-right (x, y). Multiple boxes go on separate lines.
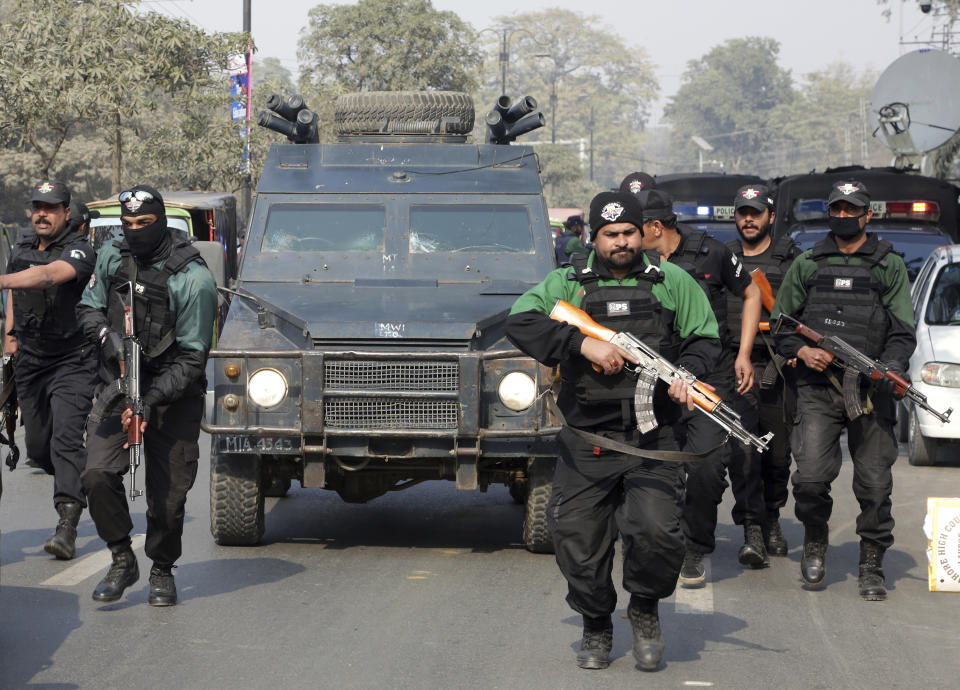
top-left (119, 189), bottom-right (156, 204)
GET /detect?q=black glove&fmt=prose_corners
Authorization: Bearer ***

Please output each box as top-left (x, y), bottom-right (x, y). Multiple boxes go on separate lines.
top-left (98, 327), bottom-right (123, 364)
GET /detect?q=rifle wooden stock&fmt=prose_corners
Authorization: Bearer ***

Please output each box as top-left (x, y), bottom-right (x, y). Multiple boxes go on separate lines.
top-left (549, 299), bottom-right (617, 342)
top-left (750, 268), bottom-right (776, 313)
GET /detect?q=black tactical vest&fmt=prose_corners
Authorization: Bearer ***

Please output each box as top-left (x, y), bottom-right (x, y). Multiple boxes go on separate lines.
top-left (560, 253), bottom-right (680, 425)
top-left (799, 237), bottom-right (893, 359)
top-left (106, 240), bottom-right (205, 372)
top-left (670, 227), bottom-right (730, 346)
top-left (9, 232), bottom-right (87, 356)
top-left (725, 234), bottom-right (800, 349)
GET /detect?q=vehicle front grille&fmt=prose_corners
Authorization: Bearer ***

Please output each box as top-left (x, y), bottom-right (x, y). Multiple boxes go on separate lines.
top-left (322, 359), bottom-right (460, 430)
top-left (324, 398), bottom-right (458, 430)
top-left (324, 360), bottom-right (458, 391)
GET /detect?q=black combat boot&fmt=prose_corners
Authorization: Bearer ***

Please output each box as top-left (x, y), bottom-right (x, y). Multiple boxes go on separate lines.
top-left (576, 616), bottom-right (612, 670)
top-left (738, 523), bottom-right (769, 568)
top-left (628, 597), bottom-right (664, 671)
top-left (858, 541), bottom-right (887, 601)
top-left (148, 564), bottom-right (178, 607)
top-left (92, 545), bottom-right (139, 602)
top-left (800, 525), bottom-right (828, 586)
top-left (762, 516), bottom-right (788, 557)
top-left (679, 550), bottom-right (705, 588)
top-left (43, 502), bottom-right (82, 560)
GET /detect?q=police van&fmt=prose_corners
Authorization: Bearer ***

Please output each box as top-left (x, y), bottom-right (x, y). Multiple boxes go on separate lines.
top-left (654, 172), bottom-right (768, 244)
top-left (772, 167), bottom-right (959, 283)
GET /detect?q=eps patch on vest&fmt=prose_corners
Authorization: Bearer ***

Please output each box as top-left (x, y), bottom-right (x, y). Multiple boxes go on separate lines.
top-left (834, 277), bottom-right (854, 290)
top-left (606, 301), bottom-right (630, 316)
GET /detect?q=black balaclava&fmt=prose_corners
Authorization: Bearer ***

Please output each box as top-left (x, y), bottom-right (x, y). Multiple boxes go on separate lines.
top-left (119, 184), bottom-right (171, 263)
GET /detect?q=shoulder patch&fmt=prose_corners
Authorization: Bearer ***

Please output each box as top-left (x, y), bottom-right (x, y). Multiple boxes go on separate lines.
top-left (69, 248), bottom-right (87, 261)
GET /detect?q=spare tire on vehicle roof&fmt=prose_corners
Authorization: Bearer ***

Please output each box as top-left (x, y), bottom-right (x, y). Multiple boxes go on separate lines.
top-left (334, 91), bottom-right (474, 136)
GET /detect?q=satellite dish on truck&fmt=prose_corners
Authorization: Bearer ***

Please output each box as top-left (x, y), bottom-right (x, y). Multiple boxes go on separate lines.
top-left (872, 49), bottom-right (960, 174)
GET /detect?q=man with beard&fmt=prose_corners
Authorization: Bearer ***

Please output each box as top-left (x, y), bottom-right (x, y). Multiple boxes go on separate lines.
top-left (725, 184), bottom-right (801, 557)
top-left (78, 185), bottom-right (216, 606)
top-left (506, 191), bottom-right (720, 671)
top-left (772, 180), bottom-right (914, 600)
top-left (634, 188), bottom-right (765, 586)
top-left (2, 180), bottom-right (98, 560)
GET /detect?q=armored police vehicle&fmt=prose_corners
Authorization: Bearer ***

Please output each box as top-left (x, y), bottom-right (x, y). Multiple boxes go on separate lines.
top-left (203, 91), bottom-right (561, 552)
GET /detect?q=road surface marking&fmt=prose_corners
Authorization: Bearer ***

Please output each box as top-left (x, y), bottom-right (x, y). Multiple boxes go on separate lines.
top-left (41, 534), bottom-right (146, 587)
top-left (672, 555), bottom-right (714, 614)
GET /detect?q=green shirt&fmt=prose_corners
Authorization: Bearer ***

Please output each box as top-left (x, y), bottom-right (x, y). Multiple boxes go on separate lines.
top-left (80, 240), bottom-right (217, 353)
top-left (511, 250), bottom-right (719, 339)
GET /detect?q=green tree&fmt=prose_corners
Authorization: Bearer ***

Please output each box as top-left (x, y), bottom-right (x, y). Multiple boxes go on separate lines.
top-left (535, 144), bottom-right (601, 209)
top-left (476, 9), bottom-right (658, 193)
top-left (0, 0), bottom-right (246, 192)
top-left (759, 63), bottom-right (889, 176)
top-left (663, 38), bottom-right (795, 173)
top-left (298, 0), bottom-right (481, 92)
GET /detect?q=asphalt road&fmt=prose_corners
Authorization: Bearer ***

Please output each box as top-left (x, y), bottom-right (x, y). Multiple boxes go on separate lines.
top-left (2, 434), bottom-right (959, 690)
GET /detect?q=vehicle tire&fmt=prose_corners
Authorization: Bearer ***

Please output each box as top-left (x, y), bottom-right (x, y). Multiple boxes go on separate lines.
top-left (907, 407), bottom-right (938, 466)
top-left (508, 480), bottom-right (527, 505)
top-left (523, 458), bottom-right (555, 554)
top-left (334, 91), bottom-right (474, 136)
top-left (896, 401), bottom-right (909, 443)
top-left (210, 452), bottom-right (265, 545)
top-left (264, 476), bottom-right (291, 498)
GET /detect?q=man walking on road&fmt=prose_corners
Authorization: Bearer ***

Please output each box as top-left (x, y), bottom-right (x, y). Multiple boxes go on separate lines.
top-left (2, 180), bottom-right (98, 560)
top-left (634, 188), bottom-right (765, 585)
top-left (772, 179), bottom-right (915, 600)
top-left (506, 190), bottom-right (720, 671)
top-left (78, 185), bottom-right (217, 607)
top-left (725, 184), bottom-right (801, 556)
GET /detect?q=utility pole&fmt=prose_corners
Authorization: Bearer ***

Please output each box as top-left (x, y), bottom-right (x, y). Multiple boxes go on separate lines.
top-left (241, 0), bottom-right (252, 225)
top-left (588, 105), bottom-right (595, 181)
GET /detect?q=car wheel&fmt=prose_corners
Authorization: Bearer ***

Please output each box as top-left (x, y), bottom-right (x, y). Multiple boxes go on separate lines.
top-left (522, 458), bottom-right (555, 554)
top-left (210, 452), bottom-right (266, 545)
top-left (907, 407), bottom-right (938, 466)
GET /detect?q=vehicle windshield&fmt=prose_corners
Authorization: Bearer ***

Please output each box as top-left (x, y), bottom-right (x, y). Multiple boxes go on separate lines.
top-left (925, 263), bottom-right (960, 325)
top-left (409, 204), bottom-right (533, 253)
top-left (261, 204), bottom-right (385, 252)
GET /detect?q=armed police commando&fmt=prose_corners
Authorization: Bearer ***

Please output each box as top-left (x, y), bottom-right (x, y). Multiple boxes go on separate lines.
top-left (507, 190), bottom-right (721, 672)
top-left (2, 180), bottom-right (98, 561)
top-left (78, 185), bottom-right (217, 607)
top-left (772, 179), bottom-right (916, 601)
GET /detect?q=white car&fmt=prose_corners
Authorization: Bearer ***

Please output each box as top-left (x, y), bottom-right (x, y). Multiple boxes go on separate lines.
top-left (900, 244), bottom-right (960, 465)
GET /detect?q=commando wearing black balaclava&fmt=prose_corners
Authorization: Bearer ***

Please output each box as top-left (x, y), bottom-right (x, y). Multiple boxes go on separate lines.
top-left (119, 184), bottom-right (172, 264)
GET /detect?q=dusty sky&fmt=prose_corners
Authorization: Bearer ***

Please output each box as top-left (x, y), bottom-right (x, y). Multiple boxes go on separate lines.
top-left (151, 0), bottom-right (940, 123)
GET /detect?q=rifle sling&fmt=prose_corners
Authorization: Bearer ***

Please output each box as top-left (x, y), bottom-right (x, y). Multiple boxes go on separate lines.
top-left (566, 426), bottom-right (718, 462)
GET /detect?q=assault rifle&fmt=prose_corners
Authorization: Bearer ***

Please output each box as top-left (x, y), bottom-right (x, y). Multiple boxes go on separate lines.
top-left (775, 312), bottom-right (953, 424)
top-left (1, 354), bottom-right (19, 471)
top-left (89, 282), bottom-right (144, 499)
top-left (550, 300), bottom-right (774, 452)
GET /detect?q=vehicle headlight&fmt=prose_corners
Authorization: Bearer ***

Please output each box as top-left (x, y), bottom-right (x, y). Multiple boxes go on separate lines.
top-left (921, 362), bottom-right (960, 388)
top-left (498, 371), bottom-right (537, 411)
top-left (248, 368), bottom-right (288, 408)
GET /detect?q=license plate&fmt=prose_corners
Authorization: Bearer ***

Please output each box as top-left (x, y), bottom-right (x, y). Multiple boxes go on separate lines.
top-left (217, 435), bottom-right (301, 454)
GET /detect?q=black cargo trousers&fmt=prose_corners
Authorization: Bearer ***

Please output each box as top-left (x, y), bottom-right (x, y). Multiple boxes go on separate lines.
top-left (81, 392), bottom-right (203, 566)
top-left (14, 347), bottom-right (98, 506)
top-left (790, 383), bottom-right (897, 549)
top-left (729, 358), bottom-right (795, 523)
top-left (680, 350), bottom-right (765, 554)
top-left (547, 424), bottom-right (686, 619)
